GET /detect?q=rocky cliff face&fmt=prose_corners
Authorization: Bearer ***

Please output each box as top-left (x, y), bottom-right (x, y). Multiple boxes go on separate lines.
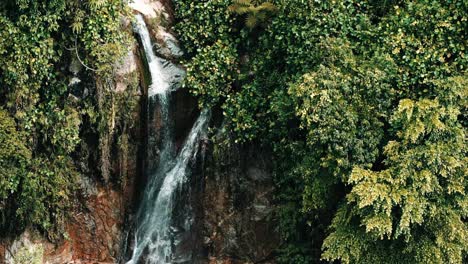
top-left (1, 1), bottom-right (279, 263)
top-left (198, 133), bottom-right (278, 264)
top-left (2, 34), bottom-right (144, 264)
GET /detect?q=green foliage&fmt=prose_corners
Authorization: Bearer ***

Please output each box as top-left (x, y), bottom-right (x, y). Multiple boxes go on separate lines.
top-left (323, 75), bottom-right (467, 264)
top-left (228, 0), bottom-right (278, 29)
top-left (0, 109), bottom-right (76, 239)
top-left (0, 110), bottom-right (31, 226)
top-left (175, 0), bottom-right (243, 111)
top-left (318, 1), bottom-right (468, 262)
top-left (70, 0), bottom-right (131, 75)
top-left (17, 157), bottom-right (77, 240)
top-left (174, 0), bottom-right (237, 56)
top-left (11, 242), bottom-right (44, 264)
top-left (288, 38), bottom-right (396, 210)
top-left (174, 0), bottom-right (468, 262)
top-left (0, 0), bottom-right (130, 239)
top-left (382, 1), bottom-right (467, 97)
top-left (185, 40), bottom-right (238, 108)
top-left (0, 7), bottom-right (63, 120)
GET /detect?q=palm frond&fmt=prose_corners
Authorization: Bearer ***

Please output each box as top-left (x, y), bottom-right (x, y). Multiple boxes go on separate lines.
top-left (229, 5), bottom-right (251, 15)
top-left (88, 0), bottom-right (106, 10)
top-left (229, 0), bottom-right (277, 29)
top-left (257, 12), bottom-right (267, 22)
top-left (245, 14), bottom-right (257, 29)
top-left (71, 22), bottom-right (83, 33)
top-left (258, 2), bottom-right (277, 12)
top-left (233, 0), bottom-right (252, 6)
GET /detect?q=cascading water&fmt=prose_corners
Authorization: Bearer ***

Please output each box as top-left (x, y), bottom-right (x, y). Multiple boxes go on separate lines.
top-left (128, 15), bottom-right (209, 263)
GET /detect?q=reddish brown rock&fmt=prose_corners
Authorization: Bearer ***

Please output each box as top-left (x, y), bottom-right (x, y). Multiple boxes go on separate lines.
top-left (201, 139), bottom-right (279, 264)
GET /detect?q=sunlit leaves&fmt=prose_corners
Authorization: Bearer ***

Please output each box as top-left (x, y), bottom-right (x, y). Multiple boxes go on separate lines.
top-left (71, 9), bottom-right (84, 33)
top-left (289, 38), bottom-right (390, 184)
top-left (174, 0), bottom-right (467, 262)
top-left (175, 0), bottom-right (236, 56)
top-left (324, 75), bottom-right (468, 263)
top-left (184, 40), bottom-right (238, 108)
top-left (228, 0), bottom-right (278, 29)
top-left (0, 110), bottom-right (30, 203)
top-left (0, 0), bottom-right (129, 239)
top-left (382, 1), bottom-right (467, 97)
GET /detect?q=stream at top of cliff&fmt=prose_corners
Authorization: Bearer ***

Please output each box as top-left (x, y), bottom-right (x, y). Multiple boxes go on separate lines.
top-left (127, 14), bottom-right (209, 264)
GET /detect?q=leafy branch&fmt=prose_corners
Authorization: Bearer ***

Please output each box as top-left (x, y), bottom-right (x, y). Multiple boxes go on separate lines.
top-left (228, 0), bottom-right (278, 29)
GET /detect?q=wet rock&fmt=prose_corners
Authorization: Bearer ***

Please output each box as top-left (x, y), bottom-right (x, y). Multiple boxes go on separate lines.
top-left (1, 1), bottom-right (280, 263)
top-left (69, 77), bottom-right (81, 87)
top-left (115, 48), bottom-right (138, 93)
top-left (199, 133), bottom-right (279, 263)
top-left (116, 49), bottom-right (138, 77)
top-left (5, 231), bottom-right (46, 264)
top-left (156, 29), bottom-right (184, 59)
top-left (131, 0), bottom-right (182, 60)
top-left (69, 56), bottom-right (82, 76)
top-left (129, 0), bottom-right (165, 19)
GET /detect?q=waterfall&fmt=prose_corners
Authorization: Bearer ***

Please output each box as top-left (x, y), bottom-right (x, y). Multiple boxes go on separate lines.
top-left (134, 15), bottom-right (170, 96)
top-left (128, 15), bottom-right (209, 263)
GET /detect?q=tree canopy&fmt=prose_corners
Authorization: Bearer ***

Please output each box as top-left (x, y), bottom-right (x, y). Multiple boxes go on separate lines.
top-left (174, 0), bottom-right (467, 262)
top-left (0, 0), bottom-right (130, 239)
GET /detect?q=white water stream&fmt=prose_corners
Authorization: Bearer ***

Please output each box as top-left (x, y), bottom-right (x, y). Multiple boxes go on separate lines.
top-left (128, 15), bottom-right (209, 264)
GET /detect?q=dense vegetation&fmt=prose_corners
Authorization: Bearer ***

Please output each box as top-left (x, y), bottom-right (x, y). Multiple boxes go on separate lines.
top-left (0, 0), bottom-right (131, 239)
top-left (173, 0), bottom-right (467, 263)
top-left (0, 0), bottom-right (466, 263)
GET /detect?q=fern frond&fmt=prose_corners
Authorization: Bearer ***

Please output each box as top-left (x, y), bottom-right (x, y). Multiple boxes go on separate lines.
top-left (88, 0), bottom-right (106, 10)
top-left (233, 0), bottom-right (252, 6)
top-left (71, 22), bottom-right (83, 33)
top-left (259, 2), bottom-right (277, 12)
top-left (245, 14), bottom-right (257, 29)
top-left (229, 0), bottom-right (277, 29)
top-left (257, 12), bottom-right (267, 21)
top-left (228, 5), bottom-right (237, 13)
top-left (71, 10), bottom-right (84, 33)
top-left (230, 5), bottom-right (251, 15)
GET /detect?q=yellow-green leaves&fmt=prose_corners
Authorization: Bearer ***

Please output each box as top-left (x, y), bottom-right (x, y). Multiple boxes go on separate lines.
top-left (393, 98), bottom-right (444, 143)
top-left (327, 75), bottom-right (467, 263)
top-left (184, 40), bottom-right (238, 108)
top-left (288, 38), bottom-right (389, 186)
top-left (72, 0), bottom-right (131, 76)
top-left (0, 0), bottom-right (130, 239)
top-left (175, 0), bottom-right (236, 56)
top-left (228, 0), bottom-right (278, 29)
top-left (0, 109), bottom-right (31, 202)
top-left (174, 0), bottom-right (467, 262)
top-left (71, 9), bottom-right (84, 33)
